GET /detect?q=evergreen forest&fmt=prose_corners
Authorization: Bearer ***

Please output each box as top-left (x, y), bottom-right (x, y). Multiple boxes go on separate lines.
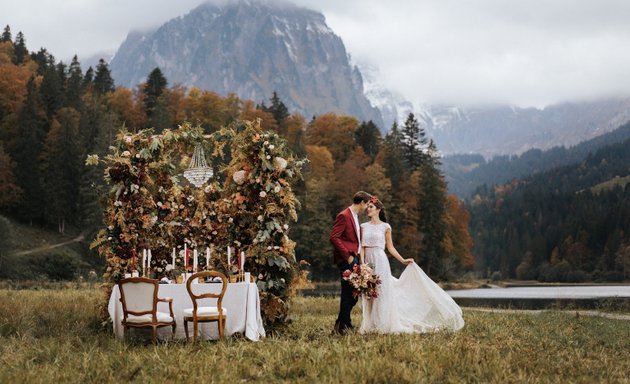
top-left (0, 26), bottom-right (473, 282)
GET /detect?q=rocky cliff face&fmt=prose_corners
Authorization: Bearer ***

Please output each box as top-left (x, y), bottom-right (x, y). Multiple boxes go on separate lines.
top-left (110, 0), bottom-right (383, 126)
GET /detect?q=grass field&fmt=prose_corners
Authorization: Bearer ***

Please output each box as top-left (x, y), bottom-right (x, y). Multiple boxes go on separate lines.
top-left (1, 289), bottom-right (629, 383)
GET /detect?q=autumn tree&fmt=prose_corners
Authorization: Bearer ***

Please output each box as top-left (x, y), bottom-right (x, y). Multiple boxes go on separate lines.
top-left (305, 113), bottom-right (358, 164)
top-left (330, 147), bottom-right (370, 214)
top-left (293, 145), bottom-right (336, 279)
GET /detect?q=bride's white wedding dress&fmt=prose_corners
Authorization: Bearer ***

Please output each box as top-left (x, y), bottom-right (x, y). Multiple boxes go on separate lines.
top-left (359, 222), bottom-right (465, 334)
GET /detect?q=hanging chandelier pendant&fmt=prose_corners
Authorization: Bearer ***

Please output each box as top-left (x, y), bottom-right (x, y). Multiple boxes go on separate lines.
top-left (184, 143), bottom-right (213, 187)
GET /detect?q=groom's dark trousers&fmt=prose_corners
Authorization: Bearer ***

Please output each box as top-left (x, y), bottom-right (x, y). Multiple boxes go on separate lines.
top-left (337, 256), bottom-right (359, 332)
top-left (330, 207), bottom-right (361, 333)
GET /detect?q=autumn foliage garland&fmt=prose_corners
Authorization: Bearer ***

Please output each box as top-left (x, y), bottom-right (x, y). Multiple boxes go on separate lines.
top-left (89, 120), bottom-right (305, 326)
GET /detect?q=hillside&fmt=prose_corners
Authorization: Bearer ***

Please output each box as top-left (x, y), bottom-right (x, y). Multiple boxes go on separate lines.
top-left (443, 120), bottom-right (630, 198)
top-left (467, 137), bottom-right (630, 282)
top-left (0, 215), bottom-right (101, 280)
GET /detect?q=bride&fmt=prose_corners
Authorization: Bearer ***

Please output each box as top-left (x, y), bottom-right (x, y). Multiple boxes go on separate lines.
top-left (359, 196), bottom-right (465, 334)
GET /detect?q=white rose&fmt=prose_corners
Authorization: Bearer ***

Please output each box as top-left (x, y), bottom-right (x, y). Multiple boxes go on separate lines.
top-left (259, 191), bottom-right (267, 198)
top-left (121, 151), bottom-right (131, 157)
top-left (274, 186), bottom-right (281, 193)
top-left (233, 170), bottom-right (247, 185)
top-left (257, 215), bottom-right (264, 222)
top-left (269, 144), bottom-right (275, 150)
top-left (273, 157), bottom-right (287, 171)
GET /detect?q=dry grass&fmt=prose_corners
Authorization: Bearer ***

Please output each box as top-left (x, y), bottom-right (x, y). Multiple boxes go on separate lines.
top-left (1, 290), bottom-right (629, 383)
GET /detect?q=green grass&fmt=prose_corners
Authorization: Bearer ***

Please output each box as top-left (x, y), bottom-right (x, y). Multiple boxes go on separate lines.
top-left (1, 290), bottom-right (629, 383)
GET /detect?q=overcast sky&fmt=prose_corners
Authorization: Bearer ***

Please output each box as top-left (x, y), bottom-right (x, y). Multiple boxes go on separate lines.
top-left (4, 0), bottom-right (630, 108)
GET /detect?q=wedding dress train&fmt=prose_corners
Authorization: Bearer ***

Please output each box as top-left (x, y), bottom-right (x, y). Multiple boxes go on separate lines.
top-left (359, 222), bottom-right (464, 334)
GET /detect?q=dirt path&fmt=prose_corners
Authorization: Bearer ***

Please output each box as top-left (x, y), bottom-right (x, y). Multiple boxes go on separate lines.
top-left (10, 233), bottom-right (85, 256)
top-left (465, 307), bottom-right (630, 321)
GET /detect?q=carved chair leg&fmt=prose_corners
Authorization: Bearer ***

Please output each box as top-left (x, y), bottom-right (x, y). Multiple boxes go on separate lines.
top-left (152, 326), bottom-right (157, 344)
top-left (184, 319), bottom-right (189, 341)
top-left (193, 320), bottom-right (199, 343)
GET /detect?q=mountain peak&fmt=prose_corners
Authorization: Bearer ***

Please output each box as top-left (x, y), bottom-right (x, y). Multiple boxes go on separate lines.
top-left (110, 0), bottom-right (382, 126)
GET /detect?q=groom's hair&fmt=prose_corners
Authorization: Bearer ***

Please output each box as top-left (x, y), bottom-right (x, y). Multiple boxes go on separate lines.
top-left (353, 191), bottom-right (372, 204)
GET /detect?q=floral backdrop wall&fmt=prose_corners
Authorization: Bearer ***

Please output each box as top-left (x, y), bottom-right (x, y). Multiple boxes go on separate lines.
top-left (89, 120), bottom-right (305, 326)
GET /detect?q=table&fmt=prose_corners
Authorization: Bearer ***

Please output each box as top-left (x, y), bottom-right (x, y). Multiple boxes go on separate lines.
top-left (108, 281), bottom-right (266, 341)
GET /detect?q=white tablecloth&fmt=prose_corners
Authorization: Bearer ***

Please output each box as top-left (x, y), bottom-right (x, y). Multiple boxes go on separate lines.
top-left (108, 281), bottom-right (266, 341)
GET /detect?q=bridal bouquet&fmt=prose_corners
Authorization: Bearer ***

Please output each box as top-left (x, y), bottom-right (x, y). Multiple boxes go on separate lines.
top-left (342, 264), bottom-right (381, 299)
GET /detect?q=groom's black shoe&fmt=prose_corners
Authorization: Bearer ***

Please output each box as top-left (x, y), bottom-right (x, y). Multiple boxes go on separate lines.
top-left (332, 320), bottom-right (341, 335)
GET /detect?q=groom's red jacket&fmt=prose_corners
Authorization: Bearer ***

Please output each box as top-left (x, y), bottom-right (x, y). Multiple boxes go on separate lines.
top-left (330, 207), bottom-right (360, 266)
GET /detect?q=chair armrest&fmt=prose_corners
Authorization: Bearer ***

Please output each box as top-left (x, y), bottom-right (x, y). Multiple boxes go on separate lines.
top-left (158, 297), bottom-right (174, 317)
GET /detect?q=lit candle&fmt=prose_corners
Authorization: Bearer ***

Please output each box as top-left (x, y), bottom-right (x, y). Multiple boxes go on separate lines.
top-left (193, 249), bottom-right (198, 271)
top-left (206, 247), bottom-right (210, 268)
top-left (172, 247), bottom-right (176, 267)
top-left (241, 251), bottom-right (245, 270)
top-left (184, 243), bottom-right (188, 270)
top-left (142, 249), bottom-right (147, 275)
top-left (148, 249), bottom-right (152, 272)
top-left (227, 246), bottom-right (231, 266)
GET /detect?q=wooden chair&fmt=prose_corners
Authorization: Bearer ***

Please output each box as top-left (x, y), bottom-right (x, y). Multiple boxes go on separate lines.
top-left (183, 271), bottom-right (228, 342)
top-left (118, 277), bottom-right (176, 343)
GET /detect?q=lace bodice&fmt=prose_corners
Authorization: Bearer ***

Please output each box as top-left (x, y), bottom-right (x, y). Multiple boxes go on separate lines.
top-left (361, 222), bottom-right (391, 249)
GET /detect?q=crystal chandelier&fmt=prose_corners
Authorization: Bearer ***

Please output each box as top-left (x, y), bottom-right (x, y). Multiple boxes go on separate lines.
top-left (183, 143), bottom-right (213, 187)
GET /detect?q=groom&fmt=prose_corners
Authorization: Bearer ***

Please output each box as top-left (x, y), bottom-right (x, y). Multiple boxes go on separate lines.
top-left (330, 190), bottom-right (372, 335)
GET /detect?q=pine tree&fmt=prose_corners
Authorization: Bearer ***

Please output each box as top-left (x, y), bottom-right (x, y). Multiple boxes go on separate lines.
top-left (82, 66), bottom-right (94, 90)
top-left (39, 57), bottom-right (65, 119)
top-left (1, 25), bottom-right (11, 43)
top-left (0, 141), bottom-right (22, 207)
top-left (11, 77), bottom-right (46, 224)
top-left (416, 157), bottom-right (449, 278)
top-left (354, 120), bottom-right (382, 159)
top-left (12, 31), bottom-right (27, 65)
top-left (40, 108), bottom-right (81, 232)
top-left (143, 67), bottom-right (167, 117)
top-left (267, 91), bottom-right (289, 124)
top-left (379, 122), bottom-right (406, 190)
top-left (93, 59), bottom-right (114, 95)
top-left (66, 55), bottom-right (83, 110)
top-left (401, 112), bottom-right (428, 169)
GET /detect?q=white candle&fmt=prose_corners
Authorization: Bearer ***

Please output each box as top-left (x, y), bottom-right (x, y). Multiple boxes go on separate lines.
top-left (142, 249), bottom-right (147, 275)
top-left (147, 249), bottom-right (152, 272)
top-left (240, 251), bottom-right (245, 270)
top-left (193, 249), bottom-right (198, 271)
top-left (184, 243), bottom-right (188, 269)
top-left (172, 247), bottom-right (176, 267)
top-left (227, 246), bottom-right (231, 266)
top-left (206, 247), bottom-right (210, 268)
